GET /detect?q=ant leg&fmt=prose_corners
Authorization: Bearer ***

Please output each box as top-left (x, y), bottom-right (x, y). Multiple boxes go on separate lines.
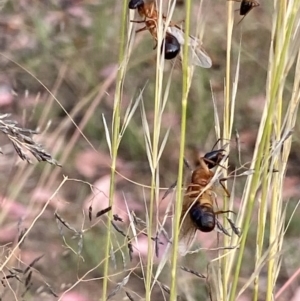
top-left (130, 20), bottom-right (146, 23)
top-left (186, 184), bottom-right (202, 195)
top-left (214, 210), bottom-right (236, 215)
top-left (135, 26), bottom-right (147, 33)
top-left (215, 219), bottom-right (231, 236)
top-left (210, 138), bottom-right (231, 152)
top-left (227, 217), bottom-right (241, 236)
top-left (162, 180), bottom-right (177, 200)
top-left (211, 138), bottom-right (222, 151)
top-left (171, 19), bottom-right (185, 28)
top-left (236, 15), bottom-right (247, 25)
top-left (153, 40), bottom-right (157, 50)
top-left (215, 210), bottom-right (240, 237)
top-left (219, 177), bottom-right (231, 197)
top-left (185, 184), bottom-right (202, 197)
top-left (202, 157), bottom-right (227, 170)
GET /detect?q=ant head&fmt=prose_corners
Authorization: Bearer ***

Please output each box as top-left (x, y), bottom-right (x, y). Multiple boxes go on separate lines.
top-left (128, 0), bottom-right (144, 9)
top-left (240, 1), bottom-right (253, 15)
top-left (203, 149), bottom-right (226, 169)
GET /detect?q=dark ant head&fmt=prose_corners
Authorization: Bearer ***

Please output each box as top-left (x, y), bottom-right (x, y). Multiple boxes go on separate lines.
top-left (162, 34), bottom-right (180, 60)
top-left (239, 0), bottom-right (259, 16)
top-left (190, 205), bottom-right (215, 232)
top-left (240, 0), bottom-right (253, 15)
top-left (128, 0), bottom-right (144, 9)
top-left (203, 149), bottom-right (226, 169)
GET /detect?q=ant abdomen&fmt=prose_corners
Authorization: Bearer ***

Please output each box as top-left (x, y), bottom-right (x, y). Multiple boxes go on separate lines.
top-left (190, 204), bottom-right (215, 232)
top-left (162, 34), bottom-right (180, 60)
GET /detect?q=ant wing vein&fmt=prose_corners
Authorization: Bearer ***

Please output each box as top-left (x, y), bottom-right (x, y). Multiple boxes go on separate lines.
top-left (179, 223), bottom-right (197, 256)
top-left (167, 27), bottom-right (212, 68)
top-left (178, 198), bottom-right (197, 255)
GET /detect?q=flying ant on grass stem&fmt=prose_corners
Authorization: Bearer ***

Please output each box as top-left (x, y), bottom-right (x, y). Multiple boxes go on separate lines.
top-left (229, 0), bottom-right (260, 24)
top-left (179, 148), bottom-right (238, 254)
top-left (128, 0), bottom-right (212, 67)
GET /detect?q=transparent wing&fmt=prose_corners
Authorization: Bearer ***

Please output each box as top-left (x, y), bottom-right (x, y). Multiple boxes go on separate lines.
top-left (167, 26), bottom-right (212, 68)
top-left (178, 196), bottom-right (197, 256)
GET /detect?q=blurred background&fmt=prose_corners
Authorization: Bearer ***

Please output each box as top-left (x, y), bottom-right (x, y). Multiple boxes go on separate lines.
top-left (0, 0), bottom-right (300, 300)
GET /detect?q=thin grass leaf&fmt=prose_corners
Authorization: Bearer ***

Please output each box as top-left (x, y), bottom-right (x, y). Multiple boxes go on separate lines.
top-left (25, 270), bottom-right (32, 288)
top-left (107, 273), bottom-right (130, 300)
top-left (237, 241), bottom-right (282, 298)
top-left (271, 128), bottom-right (294, 156)
top-left (111, 221), bottom-right (127, 237)
top-left (131, 211), bottom-right (147, 227)
top-left (159, 226), bottom-right (172, 244)
top-left (162, 181), bottom-right (177, 200)
top-left (54, 213), bottom-right (78, 233)
top-left (125, 291), bottom-right (135, 301)
top-left (5, 274), bottom-right (22, 282)
top-left (157, 128), bottom-right (170, 164)
top-left (160, 65), bottom-right (175, 114)
top-left (155, 233), bottom-right (160, 258)
top-left (235, 129), bottom-right (243, 166)
top-left (127, 237), bottom-right (133, 262)
top-left (77, 232), bottom-right (83, 255)
top-left (23, 254), bottom-right (44, 275)
top-left (21, 283), bottom-right (32, 298)
top-left (102, 113), bottom-right (112, 157)
top-left (44, 282), bottom-right (58, 297)
top-left (111, 220), bottom-right (133, 260)
top-left (231, 34), bottom-right (242, 116)
top-left (120, 86), bottom-right (145, 138)
top-left (187, 245), bottom-right (239, 254)
top-left (18, 228), bottom-right (27, 248)
top-left (110, 244), bottom-right (117, 270)
top-left (55, 213), bottom-right (64, 238)
top-left (210, 83), bottom-right (221, 139)
top-left (152, 243), bottom-right (172, 290)
top-left (158, 281), bottom-right (182, 300)
top-left (12, 268), bottom-right (23, 274)
top-left (141, 232), bottom-right (164, 245)
top-left (120, 247), bottom-right (127, 269)
top-left (159, 281), bottom-right (170, 294)
top-left (284, 199), bottom-right (300, 235)
top-left (140, 101), bottom-right (153, 172)
top-left (125, 200), bottom-right (146, 281)
top-left (233, 169), bottom-right (255, 178)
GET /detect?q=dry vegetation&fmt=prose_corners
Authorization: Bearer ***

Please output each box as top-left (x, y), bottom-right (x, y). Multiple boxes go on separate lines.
top-left (0, 0), bottom-right (300, 301)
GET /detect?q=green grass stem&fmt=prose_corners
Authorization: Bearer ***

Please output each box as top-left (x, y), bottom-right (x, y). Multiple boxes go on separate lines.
top-left (229, 0), bottom-right (300, 299)
top-left (169, 0), bottom-right (193, 299)
top-left (101, 1), bottom-right (129, 300)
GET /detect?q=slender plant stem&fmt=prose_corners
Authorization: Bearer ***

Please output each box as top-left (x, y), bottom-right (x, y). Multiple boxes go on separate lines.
top-left (169, 0), bottom-right (192, 299)
top-left (101, 1), bottom-right (128, 300)
top-left (221, 2), bottom-right (234, 300)
top-left (145, 1), bottom-right (165, 299)
top-left (266, 1), bottom-right (300, 300)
